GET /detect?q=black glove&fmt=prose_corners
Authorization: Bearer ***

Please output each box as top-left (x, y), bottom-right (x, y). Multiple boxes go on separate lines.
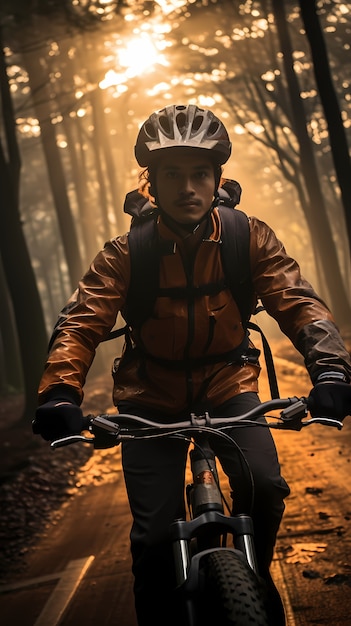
top-left (308, 372), bottom-right (351, 420)
top-left (33, 400), bottom-right (84, 441)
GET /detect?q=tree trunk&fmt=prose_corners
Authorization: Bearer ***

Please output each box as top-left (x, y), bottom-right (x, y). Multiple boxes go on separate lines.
top-left (0, 260), bottom-right (23, 393)
top-left (272, 0), bottom-right (350, 326)
top-left (0, 32), bottom-right (48, 419)
top-left (19, 32), bottom-right (84, 291)
top-left (82, 35), bottom-right (124, 237)
top-left (62, 114), bottom-right (97, 264)
top-left (299, 0), bottom-right (351, 252)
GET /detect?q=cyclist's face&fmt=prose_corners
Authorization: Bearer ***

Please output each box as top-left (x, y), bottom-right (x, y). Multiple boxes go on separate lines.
top-left (155, 150), bottom-right (216, 225)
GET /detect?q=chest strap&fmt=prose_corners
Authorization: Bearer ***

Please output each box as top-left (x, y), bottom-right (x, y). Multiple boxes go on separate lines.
top-left (136, 335), bottom-right (259, 370)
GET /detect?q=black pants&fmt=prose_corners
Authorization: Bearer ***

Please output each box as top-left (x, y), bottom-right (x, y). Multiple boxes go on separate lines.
top-left (120, 393), bottom-right (290, 626)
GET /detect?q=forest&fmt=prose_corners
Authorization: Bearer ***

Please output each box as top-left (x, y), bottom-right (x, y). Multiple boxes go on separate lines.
top-left (0, 0), bottom-right (350, 419)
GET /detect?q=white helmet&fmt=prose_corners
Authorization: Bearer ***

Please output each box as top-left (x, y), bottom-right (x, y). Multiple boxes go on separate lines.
top-left (135, 104), bottom-right (232, 167)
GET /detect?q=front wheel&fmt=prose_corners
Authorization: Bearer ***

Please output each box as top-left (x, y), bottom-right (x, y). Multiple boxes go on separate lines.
top-left (199, 550), bottom-right (269, 626)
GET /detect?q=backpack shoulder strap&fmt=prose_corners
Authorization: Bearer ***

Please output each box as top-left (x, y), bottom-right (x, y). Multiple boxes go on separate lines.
top-left (101, 215), bottom-right (158, 340)
top-left (218, 205), bottom-right (280, 399)
top-left (217, 204), bottom-right (253, 325)
top-left (124, 216), bottom-right (159, 328)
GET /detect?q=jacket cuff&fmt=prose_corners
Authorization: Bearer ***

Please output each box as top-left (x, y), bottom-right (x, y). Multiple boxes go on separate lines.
top-left (39, 384), bottom-right (82, 406)
top-left (315, 371), bottom-right (349, 384)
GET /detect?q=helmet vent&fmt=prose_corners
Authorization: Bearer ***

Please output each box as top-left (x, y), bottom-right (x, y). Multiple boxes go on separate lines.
top-left (145, 122), bottom-right (157, 139)
top-left (208, 120), bottom-right (220, 136)
top-left (192, 115), bottom-right (204, 132)
top-left (159, 115), bottom-right (171, 135)
top-left (176, 112), bottom-right (186, 133)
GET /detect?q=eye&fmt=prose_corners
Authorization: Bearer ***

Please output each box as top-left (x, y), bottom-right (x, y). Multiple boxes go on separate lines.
top-left (196, 169), bottom-right (209, 179)
top-left (165, 169), bottom-right (178, 179)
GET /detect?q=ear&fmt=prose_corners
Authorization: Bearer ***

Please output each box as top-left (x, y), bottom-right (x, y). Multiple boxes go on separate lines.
top-left (148, 171), bottom-right (157, 202)
top-left (214, 164), bottom-right (223, 191)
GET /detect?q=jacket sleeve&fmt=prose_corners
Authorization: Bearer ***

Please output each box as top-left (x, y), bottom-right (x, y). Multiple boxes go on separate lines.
top-left (249, 217), bottom-right (351, 383)
top-left (38, 235), bottom-right (130, 404)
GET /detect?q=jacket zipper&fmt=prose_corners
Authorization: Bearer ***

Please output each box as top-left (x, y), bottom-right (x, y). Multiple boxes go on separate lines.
top-left (182, 254), bottom-right (196, 407)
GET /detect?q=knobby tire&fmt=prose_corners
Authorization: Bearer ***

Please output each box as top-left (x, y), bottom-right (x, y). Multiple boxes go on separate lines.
top-left (199, 550), bottom-right (269, 626)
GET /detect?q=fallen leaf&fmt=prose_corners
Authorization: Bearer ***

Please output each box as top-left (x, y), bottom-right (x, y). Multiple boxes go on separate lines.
top-left (285, 542), bottom-right (327, 564)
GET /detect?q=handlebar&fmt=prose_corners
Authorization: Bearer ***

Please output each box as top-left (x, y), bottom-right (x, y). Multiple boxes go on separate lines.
top-left (50, 396), bottom-right (343, 450)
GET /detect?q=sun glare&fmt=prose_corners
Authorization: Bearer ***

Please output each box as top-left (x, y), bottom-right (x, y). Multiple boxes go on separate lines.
top-left (100, 32), bottom-right (169, 91)
top-left (119, 35), bottom-right (168, 77)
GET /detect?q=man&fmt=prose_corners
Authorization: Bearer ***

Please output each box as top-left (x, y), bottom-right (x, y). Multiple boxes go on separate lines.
top-left (34, 105), bottom-right (351, 625)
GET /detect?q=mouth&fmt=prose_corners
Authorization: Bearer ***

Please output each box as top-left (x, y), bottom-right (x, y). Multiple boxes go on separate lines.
top-left (176, 199), bottom-right (200, 208)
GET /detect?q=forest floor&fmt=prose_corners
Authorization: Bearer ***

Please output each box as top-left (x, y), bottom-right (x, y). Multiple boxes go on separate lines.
top-left (0, 383), bottom-right (110, 582)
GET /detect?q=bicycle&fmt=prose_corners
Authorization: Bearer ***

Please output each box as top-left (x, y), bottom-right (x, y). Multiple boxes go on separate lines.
top-left (49, 396), bottom-right (343, 626)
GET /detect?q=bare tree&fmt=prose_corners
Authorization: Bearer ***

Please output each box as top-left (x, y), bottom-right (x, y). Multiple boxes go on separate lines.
top-left (299, 0), bottom-right (351, 249)
top-left (270, 0), bottom-right (349, 322)
top-left (0, 30), bottom-right (48, 418)
top-left (20, 31), bottom-right (84, 289)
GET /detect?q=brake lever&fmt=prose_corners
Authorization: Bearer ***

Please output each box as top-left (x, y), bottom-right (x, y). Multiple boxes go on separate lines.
top-left (50, 434), bottom-right (94, 449)
top-left (277, 399), bottom-right (309, 431)
top-left (91, 414), bottom-right (121, 434)
top-left (278, 400), bottom-right (343, 431)
top-left (303, 417), bottom-right (343, 430)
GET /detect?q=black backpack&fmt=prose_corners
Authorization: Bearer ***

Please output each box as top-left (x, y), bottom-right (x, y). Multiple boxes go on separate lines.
top-left (123, 180), bottom-right (251, 328)
top-left (107, 180), bottom-right (279, 398)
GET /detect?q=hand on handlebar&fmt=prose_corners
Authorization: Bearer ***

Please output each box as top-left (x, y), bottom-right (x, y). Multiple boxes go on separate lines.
top-left (308, 378), bottom-right (351, 420)
top-left (32, 400), bottom-right (86, 441)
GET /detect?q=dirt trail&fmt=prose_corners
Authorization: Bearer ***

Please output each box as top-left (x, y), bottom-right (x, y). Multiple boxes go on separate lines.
top-left (1, 337), bottom-right (351, 624)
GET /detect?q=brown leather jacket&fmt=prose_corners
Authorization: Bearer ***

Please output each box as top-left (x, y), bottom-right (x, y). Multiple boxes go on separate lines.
top-left (38, 208), bottom-right (351, 413)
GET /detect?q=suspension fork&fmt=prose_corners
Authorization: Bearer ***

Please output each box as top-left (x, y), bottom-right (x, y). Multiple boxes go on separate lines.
top-left (172, 512), bottom-right (258, 586)
top-left (172, 433), bottom-right (259, 585)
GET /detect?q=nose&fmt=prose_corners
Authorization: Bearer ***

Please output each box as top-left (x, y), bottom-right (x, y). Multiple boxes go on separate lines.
top-left (178, 175), bottom-right (195, 196)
